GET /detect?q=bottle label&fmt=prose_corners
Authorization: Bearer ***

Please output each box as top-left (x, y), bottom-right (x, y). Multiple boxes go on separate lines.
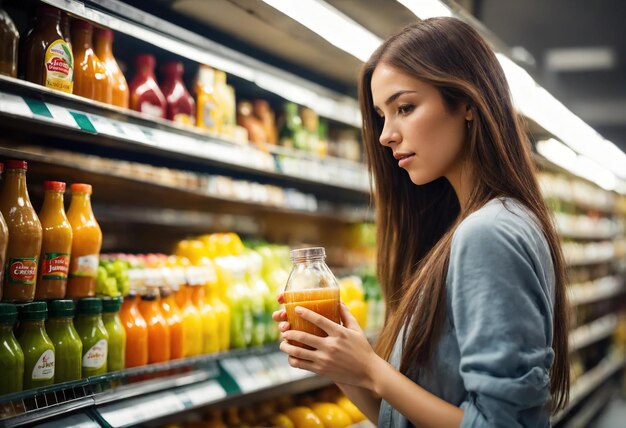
top-left (42, 253), bottom-right (70, 280)
top-left (7, 258), bottom-right (38, 285)
top-left (45, 39), bottom-right (74, 94)
top-left (140, 101), bottom-right (164, 118)
top-left (70, 254), bottom-right (99, 278)
top-left (32, 349), bottom-right (55, 380)
top-left (82, 339), bottom-right (107, 369)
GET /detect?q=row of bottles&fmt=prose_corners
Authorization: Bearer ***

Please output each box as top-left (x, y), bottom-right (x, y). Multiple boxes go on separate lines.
top-left (0, 4), bottom-right (363, 162)
top-left (0, 297), bottom-right (124, 395)
top-left (0, 160), bottom-right (102, 302)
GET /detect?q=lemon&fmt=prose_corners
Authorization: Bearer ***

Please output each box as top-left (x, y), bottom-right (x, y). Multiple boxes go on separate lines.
top-left (336, 396), bottom-right (367, 423)
top-left (270, 413), bottom-right (296, 428)
top-left (310, 403), bottom-right (352, 428)
top-left (346, 299), bottom-right (368, 329)
top-left (284, 407), bottom-right (324, 428)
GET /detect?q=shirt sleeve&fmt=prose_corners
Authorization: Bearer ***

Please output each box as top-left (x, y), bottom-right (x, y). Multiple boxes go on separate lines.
top-left (448, 214), bottom-right (555, 427)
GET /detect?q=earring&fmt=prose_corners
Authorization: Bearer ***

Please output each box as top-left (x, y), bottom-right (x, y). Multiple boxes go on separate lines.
top-left (466, 120), bottom-right (472, 130)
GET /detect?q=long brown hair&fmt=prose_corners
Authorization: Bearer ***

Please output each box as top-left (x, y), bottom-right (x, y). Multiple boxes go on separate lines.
top-left (359, 17), bottom-right (569, 411)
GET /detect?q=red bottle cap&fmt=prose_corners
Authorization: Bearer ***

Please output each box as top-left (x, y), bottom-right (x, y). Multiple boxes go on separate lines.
top-left (94, 27), bottom-right (114, 40)
top-left (135, 54), bottom-right (156, 70)
top-left (6, 160), bottom-right (27, 170)
top-left (44, 181), bottom-right (66, 192)
top-left (72, 18), bottom-right (93, 31)
top-left (71, 183), bottom-right (92, 194)
top-left (162, 61), bottom-right (184, 77)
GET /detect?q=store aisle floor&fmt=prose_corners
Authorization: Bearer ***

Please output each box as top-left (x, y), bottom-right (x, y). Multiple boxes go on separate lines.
top-left (590, 395), bottom-right (626, 428)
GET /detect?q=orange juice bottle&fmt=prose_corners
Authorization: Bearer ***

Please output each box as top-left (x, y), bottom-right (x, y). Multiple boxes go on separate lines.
top-left (137, 287), bottom-right (170, 364)
top-left (159, 273), bottom-right (184, 360)
top-left (35, 181), bottom-right (72, 300)
top-left (283, 247), bottom-right (340, 349)
top-left (71, 19), bottom-right (112, 103)
top-left (119, 291), bottom-right (148, 368)
top-left (94, 28), bottom-right (129, 108)
top-left (189, 270), bottom-right (218, 354)
top-left (66, 184), bottom-right (102, 298)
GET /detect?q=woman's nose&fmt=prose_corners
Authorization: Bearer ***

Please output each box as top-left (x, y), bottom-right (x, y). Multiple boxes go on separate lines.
top-left (379, 121), bottom-right (400, 146)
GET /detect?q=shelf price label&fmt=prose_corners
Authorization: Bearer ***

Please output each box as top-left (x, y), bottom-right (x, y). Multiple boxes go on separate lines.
top-left (0, 93), bottom-right (34, 118)
top-left (98, 392), bottom-right (185, 427)
top-left (220, 357), bottom-right (257, 393)
top-left (177, 380), bottom-right (227, 408)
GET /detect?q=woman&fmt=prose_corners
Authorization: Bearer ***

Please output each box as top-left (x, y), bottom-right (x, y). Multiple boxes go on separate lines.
top-left (274, 16), bottom-right (569, 428)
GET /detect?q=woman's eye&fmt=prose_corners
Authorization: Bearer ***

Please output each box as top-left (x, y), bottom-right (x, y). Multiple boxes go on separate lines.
top-left (398, 104), bottom-right (414, 116)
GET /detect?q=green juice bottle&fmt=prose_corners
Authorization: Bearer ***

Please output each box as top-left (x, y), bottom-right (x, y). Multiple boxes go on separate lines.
top-left (0, 303), bottom-right (24, 394)
top-left (18, 302), bottom-right (55, 389)
top-left (74, 298), bottom-right (108, 377)
top-left (102, 297), bottom-right (125, 372)
top-left (46, 300), bottom-right (82, 383)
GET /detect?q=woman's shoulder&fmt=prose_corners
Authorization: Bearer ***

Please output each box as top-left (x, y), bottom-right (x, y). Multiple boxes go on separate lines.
top-left (454, 197), bottom-right (544, 246)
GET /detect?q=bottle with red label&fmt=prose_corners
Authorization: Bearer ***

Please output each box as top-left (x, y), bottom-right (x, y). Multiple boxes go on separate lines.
top-left (161, 61), bottom-right (195, 126)
top-left (66, 184), bottom-right (102, 298)
top-left (129, 54), bottom-right (166, 119)
top-left (35, 181), bottom-right (73, 300)
top-left (0, 161), bottom-right (42, 302)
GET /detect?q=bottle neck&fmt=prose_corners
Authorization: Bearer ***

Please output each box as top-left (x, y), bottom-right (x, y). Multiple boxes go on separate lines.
top-left (69, 192), bottom-right (94, 215)
top-left (21, 319), bottom-right (45, 330)
top-left (48, 316), bottom-right (72, 326)
top-left (36, 11), bottom-right (60, 32)
top-left (73, 28), bottom-right (93, 50)
top-left (0, 323), bottom-right (15, 335)
top-left (94, 36), bottom-right (112, 57)
top-left (41, 190), bottom-right (65, 214)
top-left (3, 169), bottom-right (29, 202)
top-left (77, 313), bottom-right (100, 323)
top-left (137, 65), bottom-right (156, 79)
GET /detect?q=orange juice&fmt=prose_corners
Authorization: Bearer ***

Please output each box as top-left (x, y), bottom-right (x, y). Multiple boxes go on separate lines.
top-left (177, 284), bottom-right (203, 357)
top-left (284, 288), bottom-right (340, 346)
top-left (137, 293), bottom-right (170, 363)
top-left (191, 285), bottom-right (219, 354)
top-left (160, 289), bottom-right (184, 360)
top-left (120, 293), bottom-right (148, 368)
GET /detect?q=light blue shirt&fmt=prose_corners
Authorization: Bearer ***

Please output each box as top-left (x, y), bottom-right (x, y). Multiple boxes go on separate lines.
top-left (378, 198), bottom-right (556, 427)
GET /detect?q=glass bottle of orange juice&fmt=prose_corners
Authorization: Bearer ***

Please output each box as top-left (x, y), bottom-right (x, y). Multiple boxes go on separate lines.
top-left (283, 247), bottom-right (340, 349)
top-left (119, 289), bottom-right (148, 368)
top-left (159, 268), bottom-right (184, 360)
top-left (36, 181), bottom-right (72, 300)
top-left (137, 276), bottom-right (170, 364)
top-left (66, 184), bottom-right (102, 298)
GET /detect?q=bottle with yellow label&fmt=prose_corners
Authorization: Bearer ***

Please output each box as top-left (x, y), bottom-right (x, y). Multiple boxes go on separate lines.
top-left (22, 5), bottom-right (73, 93)
top-left (196, 65), bottom-right (221, 134)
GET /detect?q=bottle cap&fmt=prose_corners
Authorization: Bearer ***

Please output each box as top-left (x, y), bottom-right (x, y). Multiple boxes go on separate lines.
top-left (289, 247), bottom-right (325, 261)
top-left (94, 27), bottom-right (113, 40)
top-left (77, 298), bottom-right (102, 315)
top-left (71, 183), bottom-right (92, 194)
top-left (162, 61), bottom-right (184, 76)
top-left (135, 54), bottom-right (156, 70)
top-left (19, 302), bottom-right (47, 321)
top-left (6, 160), bottom-right (27, 170)
top-left (48, 300), bottom-right (75, 317)
top-left (44, 181), bottom-right (66, 192)
top-left (72, 18), bottom-right (93, 31)
top-left (102, 296), bottom-right (123, 313)
top-left (0, 303), bottom-right (18, 324)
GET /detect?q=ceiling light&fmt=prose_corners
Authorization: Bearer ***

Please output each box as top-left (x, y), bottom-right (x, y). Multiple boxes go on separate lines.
top-left (396, 0), bottom-right (453, 19)
top-left (261, 0), bottom-right (382, 62)
top-left (545, 47), bottom-right (616, 72)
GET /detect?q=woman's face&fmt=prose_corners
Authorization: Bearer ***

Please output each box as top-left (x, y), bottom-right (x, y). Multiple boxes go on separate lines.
top-left (371, 63), bottom-right (471, 186)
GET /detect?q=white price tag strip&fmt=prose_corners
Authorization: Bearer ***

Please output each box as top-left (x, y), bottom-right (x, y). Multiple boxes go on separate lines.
top-left (98, 392), bottom-right (185, 427)
top-left (179, 379), bottom-right (227, 407)
top-left (46, 103), bottom-right (80, 128)
top-left (0, 93), bottom-right (33, 118)
top-left (242, 355), bottom-right (273, 389)
top-left (220, 357), bottom-right (257, 393)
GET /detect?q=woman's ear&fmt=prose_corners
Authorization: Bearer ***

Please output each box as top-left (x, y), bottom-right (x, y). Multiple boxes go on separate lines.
top-left (464, 104), bottom-right (474, 122)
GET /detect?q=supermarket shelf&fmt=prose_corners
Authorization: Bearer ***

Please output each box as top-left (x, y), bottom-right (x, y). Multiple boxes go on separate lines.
top-left (560, 384), bottom-right (614, 428)
top-left (552, 354), bottom-right (626, 424)
top-left (569, 314), bottom-right (618, 353)
top-left (0, 343), bottom-right (333, 427)
top-left (566, 254), bottom-right (618, 267)
top-left (0, 145), bottom-right (373, 227)
top-left (569, 276), bottom-right (625, 306)
top-left (41, 0), bottom-right (361, 127)
top-left (0, 78), bottom-right (369, 200)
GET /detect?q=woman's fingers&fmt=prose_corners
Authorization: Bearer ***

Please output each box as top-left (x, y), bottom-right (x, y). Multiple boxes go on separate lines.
top-left (272, 309), bottom-right (288, 322)
top-left (278, 321), bottom-right (291, 332)
top-left (282, 329), bottom-right (324, 349)
top-left (294, 306), bottom-right (340, 335)
top-left (339, 302), bottom-right (361, 330)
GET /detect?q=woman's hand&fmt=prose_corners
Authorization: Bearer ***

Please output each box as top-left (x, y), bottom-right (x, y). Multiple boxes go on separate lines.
top-left (278, 301), bottom-right (382, 390)
top-left (272, 293), bottom-right (291, 334)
